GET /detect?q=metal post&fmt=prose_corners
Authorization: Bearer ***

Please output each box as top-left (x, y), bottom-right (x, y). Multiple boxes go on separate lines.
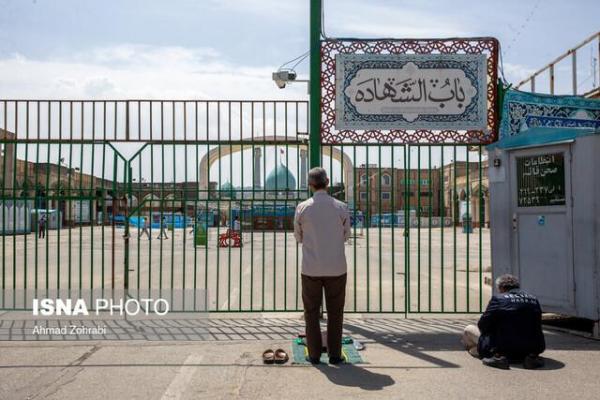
top-left (549, 64), bottom-right (555, 94)
top-left (310, 0), bottom-right (324, 319)
top-left (124, 165), bottom-right (132, 291)
top-left (572, 50), bottom-right (577, 95)
top-left (309, 0), bottom-right (322, 169)
top-left (597, 33), bottom-right (600, 89)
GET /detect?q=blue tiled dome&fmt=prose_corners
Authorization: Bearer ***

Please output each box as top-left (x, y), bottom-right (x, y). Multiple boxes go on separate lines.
top-left (221, 181), bottom-right (234, 190)
top-left (265, 163), bottom-right (296, 191)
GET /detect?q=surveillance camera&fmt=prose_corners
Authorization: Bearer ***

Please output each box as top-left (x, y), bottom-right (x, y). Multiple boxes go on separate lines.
top-left (272, 70), bottom-right (297, 89)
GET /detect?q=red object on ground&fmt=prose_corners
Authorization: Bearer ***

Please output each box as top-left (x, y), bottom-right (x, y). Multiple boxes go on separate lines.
top-left (218, 229), bottom-right (242, 248)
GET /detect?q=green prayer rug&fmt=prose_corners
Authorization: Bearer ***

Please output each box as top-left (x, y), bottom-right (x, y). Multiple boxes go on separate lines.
top-left (291, 336), bottom-right (365, 365)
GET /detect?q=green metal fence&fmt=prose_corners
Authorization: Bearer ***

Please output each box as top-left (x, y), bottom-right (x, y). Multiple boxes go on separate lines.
top-left (321, 143), bottom-right (489, 313)
top-left (0, 100), bottom-right (489, 313)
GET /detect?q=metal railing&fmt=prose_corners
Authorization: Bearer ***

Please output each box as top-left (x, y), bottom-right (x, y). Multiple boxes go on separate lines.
top-left (515, 31), bottom-right (600, 97)
top-left (0, 100), bottom-right (488, 313)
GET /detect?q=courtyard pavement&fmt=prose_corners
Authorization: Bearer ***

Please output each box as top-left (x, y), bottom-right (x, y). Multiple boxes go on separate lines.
top-left (1, 226), bottom-right (491, 313)
top-left (0, 313), bottom-right (599, 399)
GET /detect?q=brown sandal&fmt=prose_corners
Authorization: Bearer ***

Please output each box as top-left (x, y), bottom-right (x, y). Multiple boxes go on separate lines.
top-left (262, 349), bottom-right (275, 364)
top-left (274, 349), bottom-right (289, 364)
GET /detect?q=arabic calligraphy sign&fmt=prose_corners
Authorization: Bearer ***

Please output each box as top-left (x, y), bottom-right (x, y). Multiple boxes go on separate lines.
top-left (321, 38), bottom-right (499, 144)
top-left (336, 54), bottom-right (487, 131)
top-left (516, 153), bottom-right (565, 207)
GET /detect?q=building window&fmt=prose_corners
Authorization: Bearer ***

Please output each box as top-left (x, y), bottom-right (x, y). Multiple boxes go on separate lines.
top-left (420, 191), bottom-right (432, 197)
top-left (360, 191), bottom-right (367, 200)
top-left (402, 191), bottom-right (415, 197)
top-left (381, 173), bottom-right (391, 186)
top-left (360, 174), bottom-right (367, 186)
top-left (381, 192), bottom-right (391, 200)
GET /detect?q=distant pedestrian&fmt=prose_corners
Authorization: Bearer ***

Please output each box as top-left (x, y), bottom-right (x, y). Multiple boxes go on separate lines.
top-left (157, 216), bottom-right (169, 240)
top-left (233, 216), bottom-right (241, 232)
top-left (38, 213), bottom-right (47, 239)
top-left (139, 216), bottom-right (151, 240)
top-left (189, 214), bottom-right (197, 235)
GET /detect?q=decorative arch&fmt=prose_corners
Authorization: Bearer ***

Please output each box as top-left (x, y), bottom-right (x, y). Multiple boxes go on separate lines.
top-left (164, 193), bottom-right (182, 208)
top-left (51, 180), bottom-right (70, 196)
top-left (199, 135), bottom-right (355, 204)
top-left (142, 193), bottom-right (161, 209)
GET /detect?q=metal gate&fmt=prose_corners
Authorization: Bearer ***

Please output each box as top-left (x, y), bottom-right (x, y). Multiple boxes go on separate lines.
top-left (321, 143), bottom-right (489, 313)
top-left (0, 100), bottom-right (488, 313)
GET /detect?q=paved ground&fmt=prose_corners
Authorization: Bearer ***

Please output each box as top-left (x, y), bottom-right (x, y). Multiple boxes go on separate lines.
top-left (0, 314), bottom-right (599, 399)
top-left (1, 226), bottom-right (491, 312)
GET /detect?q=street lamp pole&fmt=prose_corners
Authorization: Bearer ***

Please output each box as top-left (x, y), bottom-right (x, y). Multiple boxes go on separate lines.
top-left (309, 0), bottom-right (322, 170)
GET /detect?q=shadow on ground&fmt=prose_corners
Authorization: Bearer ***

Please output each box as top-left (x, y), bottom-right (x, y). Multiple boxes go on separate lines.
top-left (509, 357), bottom-right (566, 370)
top-left (316, 364), bottom-right (395, 390)
top-left (0, 314), bottom-right (597, 372)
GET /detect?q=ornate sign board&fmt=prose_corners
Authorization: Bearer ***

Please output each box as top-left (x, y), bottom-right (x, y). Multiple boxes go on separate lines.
top-left (500, 89), bottom-right (600, 139)
top-left (320, 38), bottom-right (499, 144)
top-left (335, 54), bottom-right (487, 131)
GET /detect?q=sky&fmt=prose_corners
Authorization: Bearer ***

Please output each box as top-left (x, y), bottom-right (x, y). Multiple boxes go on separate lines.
top-left (0, 0), bottom-right (598, 187)
top-left (0, 0), bottom-right (599, 100)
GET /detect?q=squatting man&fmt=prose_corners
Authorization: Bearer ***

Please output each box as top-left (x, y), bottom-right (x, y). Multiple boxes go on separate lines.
top-left (462, 274), bottom-right (546, 370)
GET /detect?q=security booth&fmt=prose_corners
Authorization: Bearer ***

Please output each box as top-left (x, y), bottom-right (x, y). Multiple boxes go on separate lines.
top-left (489, 126), bottom-right (600, 328)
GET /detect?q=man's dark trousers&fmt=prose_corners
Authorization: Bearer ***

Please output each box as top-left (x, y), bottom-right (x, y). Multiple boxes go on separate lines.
top-left (302, 273), bottom-right (347, 360)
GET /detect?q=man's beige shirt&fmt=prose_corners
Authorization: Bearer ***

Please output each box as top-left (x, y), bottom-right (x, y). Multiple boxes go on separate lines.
top-left (294, 190), bottom-right (351, 277)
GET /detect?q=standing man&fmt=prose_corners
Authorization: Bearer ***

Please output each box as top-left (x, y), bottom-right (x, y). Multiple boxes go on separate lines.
top-left (139, 215), bottom-right (151, 240)
top-left (157, 216), bottom-right (169, 240)
top-left (233, 216), bottom-right (241, 232)
top-left (294, 167), bottom-right (351, 365)
top-left (38, 213), bottom-right (47, 239)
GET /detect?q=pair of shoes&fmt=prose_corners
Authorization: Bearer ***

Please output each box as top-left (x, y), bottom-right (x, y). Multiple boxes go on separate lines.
top-left (523, 354), bottom-right (544, 369)
top-left (329, 356), bottom-right (344, 365)
top-left (263, 349), bottom-right (289, 364)
top-left (482, 354), bottom-right (509, 370)
top-left (305, 356), bottom-right (321, 365)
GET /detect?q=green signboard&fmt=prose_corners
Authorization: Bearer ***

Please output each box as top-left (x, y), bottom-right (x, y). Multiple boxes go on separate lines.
top-left (516, 152), bottom-right (565, 207)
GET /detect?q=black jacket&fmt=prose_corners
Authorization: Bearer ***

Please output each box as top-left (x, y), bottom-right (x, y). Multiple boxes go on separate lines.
top-left (477, 289), bottom-right (545, 359)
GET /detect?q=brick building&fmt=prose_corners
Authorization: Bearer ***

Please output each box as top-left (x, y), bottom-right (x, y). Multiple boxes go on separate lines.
top-left (354, 164), bottom-right (442, 216)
